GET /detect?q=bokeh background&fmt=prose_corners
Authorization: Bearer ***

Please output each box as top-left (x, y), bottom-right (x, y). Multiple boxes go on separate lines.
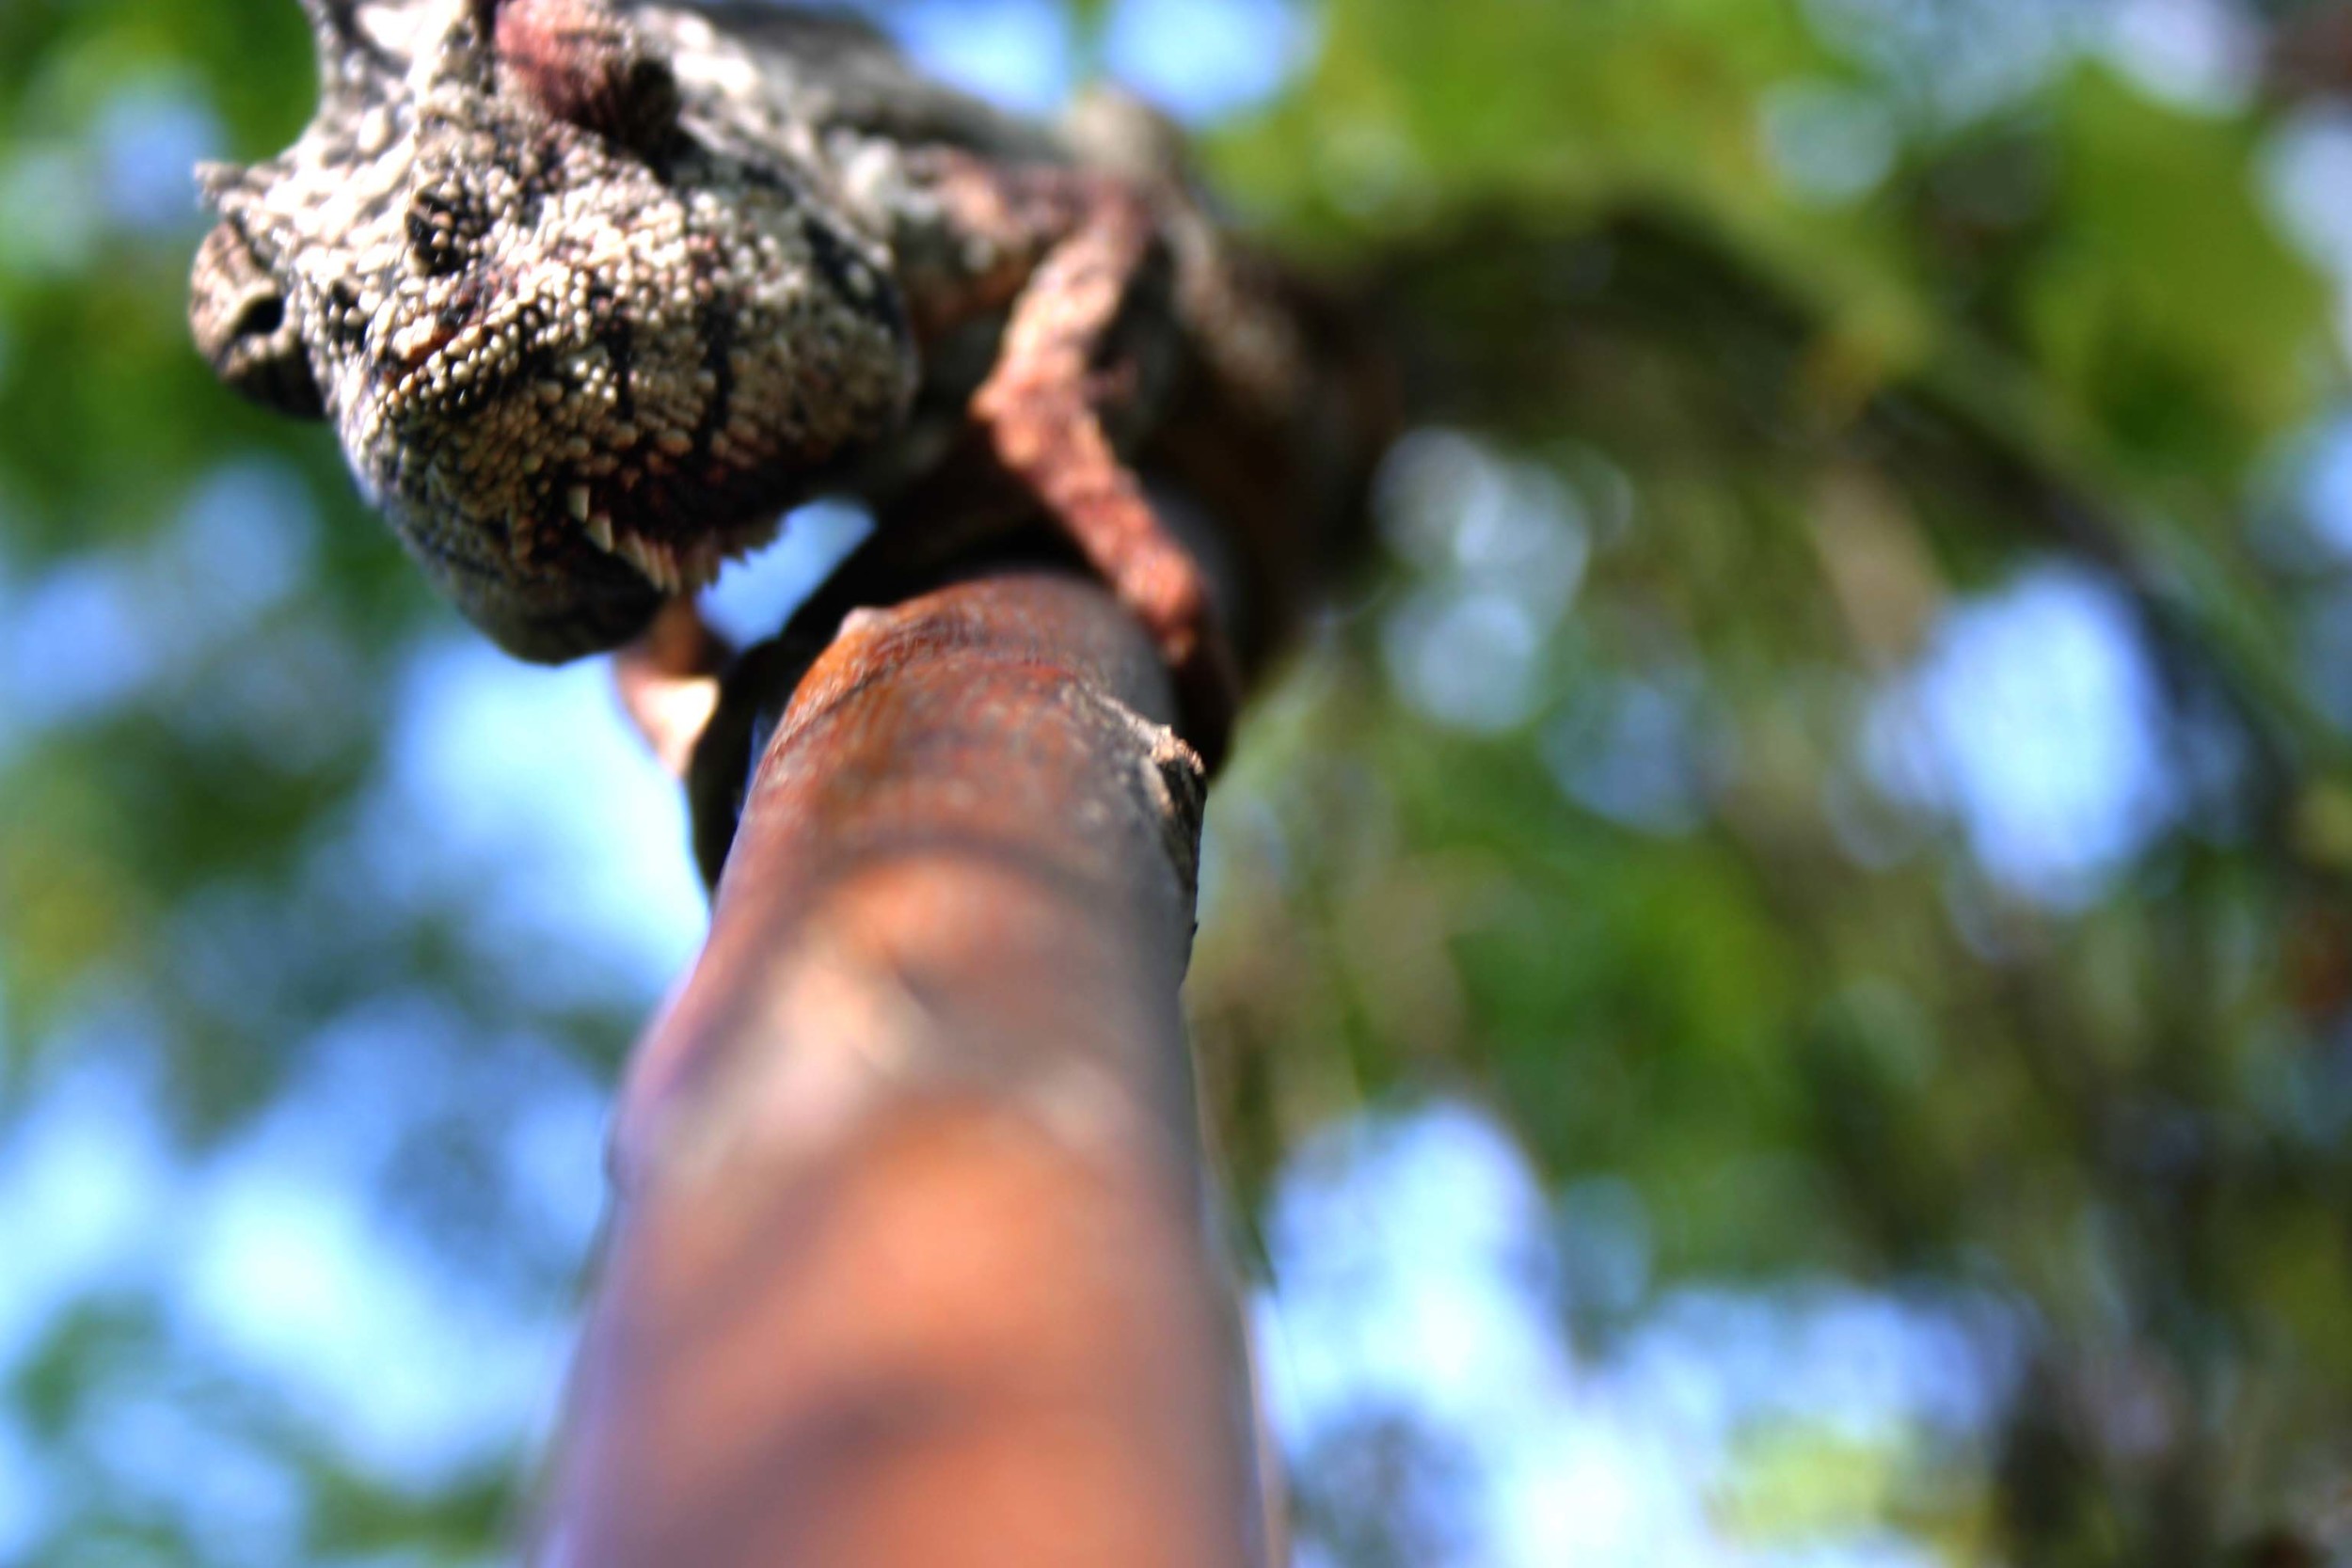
top-left (7, 0), bottom-right (2352, 1562)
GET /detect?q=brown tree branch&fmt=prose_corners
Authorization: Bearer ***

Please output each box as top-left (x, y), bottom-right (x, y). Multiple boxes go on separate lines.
top-left (533, 567), bottom-right (1269, 1568)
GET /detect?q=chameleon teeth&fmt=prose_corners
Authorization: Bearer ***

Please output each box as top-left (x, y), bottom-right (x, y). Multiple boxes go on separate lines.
top-left (584, 511), bottom-right (615, 553)
top-left (618, 531), bottom-right (684, 594)
top-left (618, 531), bottom-right (660, 585)
top-left (566, 484), bottom-right (593, 524)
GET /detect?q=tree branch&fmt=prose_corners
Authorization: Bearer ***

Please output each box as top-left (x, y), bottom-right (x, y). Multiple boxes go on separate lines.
top-left (533, 567), bottom-right (1269, 1568)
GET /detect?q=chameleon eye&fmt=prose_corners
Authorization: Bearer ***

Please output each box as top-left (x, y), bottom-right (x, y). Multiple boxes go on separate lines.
top-left (406, 183), bottom-right (475, 278)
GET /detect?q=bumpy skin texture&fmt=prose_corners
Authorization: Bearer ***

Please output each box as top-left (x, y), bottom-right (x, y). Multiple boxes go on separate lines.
top-left (189, 0), bottom-right (1089, 657)
top-left (190, 0), bottom-right (1381, 760)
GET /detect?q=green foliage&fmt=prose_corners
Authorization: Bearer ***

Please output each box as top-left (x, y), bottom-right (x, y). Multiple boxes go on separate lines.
top-left (6, 0), bottom-right (2352, 1563)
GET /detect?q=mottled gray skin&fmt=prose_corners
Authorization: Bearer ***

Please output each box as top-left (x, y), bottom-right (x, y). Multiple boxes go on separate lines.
top-left (191, 0), bottom-right (1069, 659)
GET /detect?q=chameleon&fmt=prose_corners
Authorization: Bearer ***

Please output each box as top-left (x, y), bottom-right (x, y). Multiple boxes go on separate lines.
top-left (188, 0), bottom-right (1388, 757)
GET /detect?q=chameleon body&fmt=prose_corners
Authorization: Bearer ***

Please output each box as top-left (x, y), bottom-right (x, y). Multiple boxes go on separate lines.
top-left (190, 0), bottom-right (1356, 711)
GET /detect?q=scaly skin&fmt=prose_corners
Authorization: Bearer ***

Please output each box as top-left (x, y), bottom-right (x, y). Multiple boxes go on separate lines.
top-left (191, 0), bottom-right (1386, 762)
top-left (192, 1), bottom-right (953, 657)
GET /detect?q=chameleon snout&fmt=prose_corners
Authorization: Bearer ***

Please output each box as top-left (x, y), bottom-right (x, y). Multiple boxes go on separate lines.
top-left (189, 212), bottom-right (323, 419)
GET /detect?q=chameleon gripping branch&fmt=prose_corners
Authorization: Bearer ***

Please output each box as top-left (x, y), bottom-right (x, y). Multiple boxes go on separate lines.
top-left (188, 0), bottom-right (1387, 755)
top-left (190, 1), bottom-right (1394, 1560)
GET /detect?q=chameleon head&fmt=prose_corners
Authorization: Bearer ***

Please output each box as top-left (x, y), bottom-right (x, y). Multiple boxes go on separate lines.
top-left (189, 0), bottom-right (917, 660)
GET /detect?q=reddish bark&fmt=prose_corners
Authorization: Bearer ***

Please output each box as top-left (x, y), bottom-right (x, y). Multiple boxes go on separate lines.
top-left (536, 570), bottom-right (1268, 1568)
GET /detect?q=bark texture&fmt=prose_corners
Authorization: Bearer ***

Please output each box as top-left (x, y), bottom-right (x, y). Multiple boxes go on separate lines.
top-left (536, 569), bottom-right (1265, 1568)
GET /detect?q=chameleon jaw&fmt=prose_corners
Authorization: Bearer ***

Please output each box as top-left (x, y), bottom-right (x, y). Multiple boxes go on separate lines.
top-left (554, 476), bottom-right (787, 596)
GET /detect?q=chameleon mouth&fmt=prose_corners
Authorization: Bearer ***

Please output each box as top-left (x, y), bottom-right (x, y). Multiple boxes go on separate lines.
top-left (557, 477), bottom-right (787, 595)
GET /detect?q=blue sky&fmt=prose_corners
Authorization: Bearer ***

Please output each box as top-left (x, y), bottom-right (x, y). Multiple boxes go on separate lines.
top-left (2, 0), bottom-right (2344, 1561)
